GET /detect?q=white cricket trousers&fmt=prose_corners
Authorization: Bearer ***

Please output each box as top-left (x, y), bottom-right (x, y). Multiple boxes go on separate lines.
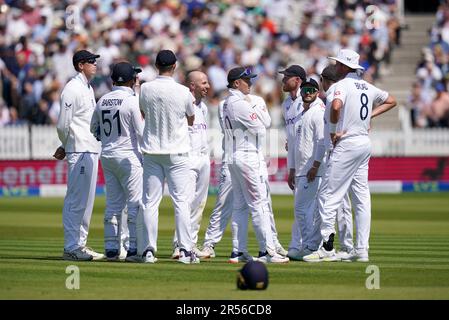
top-left (230, 158), bottom-right (284, 253)
top-left (101, 150), bottom-right (142, 252)
top-left (293, 176), bottom-right (322, 251)
top-left (173, 153), bottom-right (210, 247)
top-left (63, 152), bottom-right (99, 252)
top-left (318, 164), bottom-right (354, 252)
top-left (320, 137), bottom-right (371, 252)
top-left (202, 162), bottom-right (233, 248)
top-left (141, 153), bottom-right (193, 254)
top-left (228, 152), bottom-right (275, 254)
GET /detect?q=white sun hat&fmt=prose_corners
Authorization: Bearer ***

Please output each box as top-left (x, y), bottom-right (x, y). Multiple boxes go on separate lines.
top-left (328, 49), bottom-right (365, 70)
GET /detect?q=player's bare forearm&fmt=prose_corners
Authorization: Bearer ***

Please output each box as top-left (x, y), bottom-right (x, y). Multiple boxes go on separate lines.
top-left (288, 168), bottom-right (296, 190)
top-left (371, 95), bottom-right (397, 119)
top-left (307, 161), bottom-right (320, 182)
top-left (330, 99), bottom-right (342, 124)
top-left (187, 114), bottom-right (195, 126)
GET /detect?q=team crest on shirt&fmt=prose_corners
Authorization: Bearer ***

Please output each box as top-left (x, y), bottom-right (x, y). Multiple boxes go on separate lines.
top-left (250, 113), bottom-right (257, 120)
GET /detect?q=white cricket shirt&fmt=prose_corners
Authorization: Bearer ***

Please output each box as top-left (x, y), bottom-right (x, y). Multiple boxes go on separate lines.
top-left (189, 100), bottom-right (209, 155)
top-left (281, 88), bottom-right (303, 169)
top-left (294, 97), bottom-right (326, 177)
top-left (57, 72), bottom-right (101, 153)
top-left (91, 86), bottom-right (144, 157)
top-left (332, 72), bottom-right (389, 140)
top-left (139, 76), bottom-right (195, 154)
top-left (222, 89), bottom-right (265, 157)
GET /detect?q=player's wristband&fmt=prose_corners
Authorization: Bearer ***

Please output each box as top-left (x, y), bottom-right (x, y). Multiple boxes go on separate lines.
top-left (329, 122), bottom-right (337, 134)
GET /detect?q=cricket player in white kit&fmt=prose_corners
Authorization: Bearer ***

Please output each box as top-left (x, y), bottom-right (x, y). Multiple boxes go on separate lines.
top-left (223, 67), bottom-right (289, 264)
top-left (90, 61), bottom-right (144, 262)
top-left (319, 64), bottom-right (354, 259)
top-left (172, 71), bottom-right (211, 259)
top-left (304, 49), bottom-right (397, 262)
top-left (199, 94), bottom-right (287, 259)
top-left (55, 50), bottom-right (103, 261)
top-left (290, 79), bottom-right (326, 260)
top-left (278, 65), bottom-right (306, 260)
top-left (139, 50), bottom-right (199, 264)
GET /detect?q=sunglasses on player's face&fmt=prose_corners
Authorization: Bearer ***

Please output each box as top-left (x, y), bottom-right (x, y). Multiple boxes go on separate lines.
top-left (301, 87), bottom-right (318, 95)
top-left (83, 59), bottom-right (97, 65)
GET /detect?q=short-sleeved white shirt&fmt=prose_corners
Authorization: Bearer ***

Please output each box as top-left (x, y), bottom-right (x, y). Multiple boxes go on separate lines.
top-left (91, 86), bottom-right (144, 157)
top-left (332, 72), bottom-right (388, 140)
top-left (139, 76), bottom-right (194, 154)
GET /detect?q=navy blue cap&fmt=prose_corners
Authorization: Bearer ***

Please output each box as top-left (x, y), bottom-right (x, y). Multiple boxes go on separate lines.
top-left (155, 49), bottom-right (177, 67)
top-left (111, 61), bottom-right (142, 83)
top-left (300, 78), bottom-right (320, 90)
top-left (237, 261), bottom-right (268, 290)
top-left (72, 49), bottom-right (100, 65)
top-left (279, 65), bottom-right (306, 81)
top-left (227, 67), bottom-right (257, 88)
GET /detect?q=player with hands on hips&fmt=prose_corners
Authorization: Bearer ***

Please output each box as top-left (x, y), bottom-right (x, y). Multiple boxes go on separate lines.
top-left (303, 49), bottom-right (397, 263)
top-left (318, 64), bottom-right (354, 260)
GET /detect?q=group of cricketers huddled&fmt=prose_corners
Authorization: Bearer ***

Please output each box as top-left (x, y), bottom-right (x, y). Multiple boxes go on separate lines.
top-left (56, 47), bottom-right (396, 265)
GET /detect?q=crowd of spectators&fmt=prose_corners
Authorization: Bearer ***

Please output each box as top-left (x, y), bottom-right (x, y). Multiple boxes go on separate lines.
top-left (407, 0), bottom-right (449, 128)
top-left (0, 0), bottom-right (402, 129)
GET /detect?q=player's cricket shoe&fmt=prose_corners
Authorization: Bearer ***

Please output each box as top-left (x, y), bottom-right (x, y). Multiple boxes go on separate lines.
top-left (341, 250), bottom-right (369, 262)
top-left (275, 244), bottom-right (288, 257)
top-left (258, 251), bottom-right (289, 264)
top-left (171, 247), bottom-right (180, 260)
top-left (197, 246), bottom-right (215, 259)
top-left (178, 249), bottom-right (200, 264)
top-left (142, 249), bottom-right (158, 263)
top-left (83, 247), bottom-right (105, 260)
top-left (119, 246), bottom-right (127, 260)
top-left (336, 249), bottom-right (354, 261)
top-left (62, 248), bottom-right (93, 261)
top-left (303, 247), bottom-right (338, 262)
top-left (228, 252), bottom-right (254, 264)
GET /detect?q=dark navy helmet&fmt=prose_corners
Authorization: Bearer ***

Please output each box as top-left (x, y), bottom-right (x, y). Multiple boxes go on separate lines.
top-left (237, 260), bottom-right (268, 290)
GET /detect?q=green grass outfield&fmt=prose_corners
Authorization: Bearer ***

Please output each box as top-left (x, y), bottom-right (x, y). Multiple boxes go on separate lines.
top-left (1, 193), bottom-right (449, 300)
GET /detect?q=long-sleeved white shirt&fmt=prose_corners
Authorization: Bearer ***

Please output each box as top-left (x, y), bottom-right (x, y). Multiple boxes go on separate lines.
top-left (294, 97), bottom-right (326, 177)
top-left (189, 100), bottom-right (209, 155)
top-left (281, 87), bottom-right (303, 169)
top-left (90, 86), bottom-right (144, 157)
top-left (57, 72), bottom-right (101, 153)
top-left (222, 89), bottom-right (265, 159)
top-left (139, 76), bottom-right (195, 154)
